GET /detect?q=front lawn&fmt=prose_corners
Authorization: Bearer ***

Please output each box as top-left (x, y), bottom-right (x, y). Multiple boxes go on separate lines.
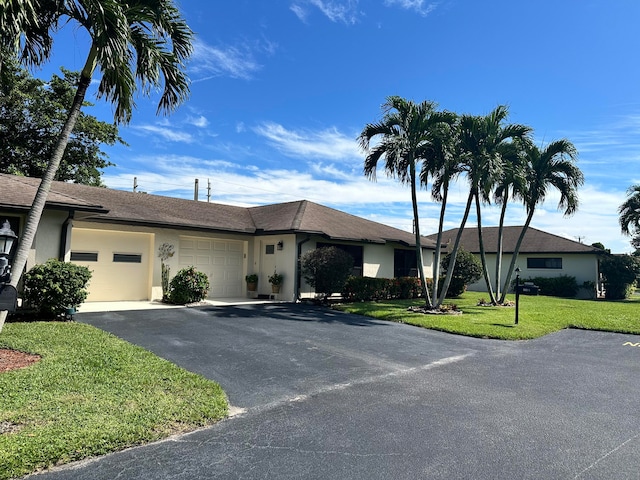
top-left (0, 321), bottom-right (228, 480)
top-left (335, 292), bottom-right (640, 340)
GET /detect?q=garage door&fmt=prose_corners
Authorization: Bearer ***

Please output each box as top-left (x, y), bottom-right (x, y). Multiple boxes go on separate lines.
top-left (179, 236), bottom-right (244, 298)
top-left (70, 229), bottom-right (152, 301)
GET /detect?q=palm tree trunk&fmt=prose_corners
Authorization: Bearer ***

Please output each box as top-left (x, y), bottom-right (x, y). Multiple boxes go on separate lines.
top-left (494, 193), bottom-right (508, 299)
top-left (499, 210), bottom-right (534, 304)
top-left (475, 193), bottom-right (497, 303)
top-left (0, 49), bottom-right (96, 333)
top-left (431, 183), bottom-right (449, 306)
top-left (436, 190), bottom-right (474, 307)
top-left (410, 163), bottom-right (432, 308)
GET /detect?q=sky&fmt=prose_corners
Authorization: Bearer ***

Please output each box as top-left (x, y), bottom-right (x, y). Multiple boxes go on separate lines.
top-left (31, 0), bottom-right (640, 253)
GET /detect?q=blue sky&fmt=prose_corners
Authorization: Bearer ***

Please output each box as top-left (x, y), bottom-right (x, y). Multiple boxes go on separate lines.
top-left (33, 0), bottom-right (640, 253)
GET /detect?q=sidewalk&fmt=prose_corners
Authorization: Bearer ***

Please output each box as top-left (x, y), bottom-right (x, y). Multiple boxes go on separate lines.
top-left (77, 298), bottom-right (279, 313)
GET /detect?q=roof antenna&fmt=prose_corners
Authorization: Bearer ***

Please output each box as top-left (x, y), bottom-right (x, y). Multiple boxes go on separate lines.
top-left (207, 179), bottom-right (211, 203)
top-left (194, 178), bottom-right (199, 201)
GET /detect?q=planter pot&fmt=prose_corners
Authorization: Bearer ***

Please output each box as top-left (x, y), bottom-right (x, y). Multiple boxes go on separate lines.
top-left (271, 284), bottom-right (281, 294)
top-left (247, 282), bottom-right (257, 292)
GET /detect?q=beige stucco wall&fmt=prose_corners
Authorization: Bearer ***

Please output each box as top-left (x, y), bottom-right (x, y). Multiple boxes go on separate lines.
top-left (250, 234), bottom-right (297, 301)
top-left (466, 253), bottom-right (599, 293)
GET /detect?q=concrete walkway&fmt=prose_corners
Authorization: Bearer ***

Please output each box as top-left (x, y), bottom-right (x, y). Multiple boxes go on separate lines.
top-left (77, 297), bottom-right (280, 313)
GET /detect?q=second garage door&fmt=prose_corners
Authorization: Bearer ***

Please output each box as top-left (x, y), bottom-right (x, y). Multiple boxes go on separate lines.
top-left (179, 236), bottom-right (244, 298)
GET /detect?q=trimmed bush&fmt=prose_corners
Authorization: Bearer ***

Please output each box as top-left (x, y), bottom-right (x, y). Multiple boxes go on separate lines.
top-left (168, 266), bottom-right (209, 304)
top-left (439, 247), bottom-right (482, 298)
top-left (302, 246), bottom-right (354, 300)
top-left (521, 275), bottom-right (578, 298)
top-left (342, 276), bottom-right (425, 302)
top-left (600, 254), bottom-right (640, 300)
top-left (23, 259), bottom-right (92, 317)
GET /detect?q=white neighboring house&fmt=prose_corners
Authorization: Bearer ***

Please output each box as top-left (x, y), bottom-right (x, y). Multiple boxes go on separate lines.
top-left (427, 226), bottom-right (604, 295)
top-left (0, 173), bottom-right (436, 304)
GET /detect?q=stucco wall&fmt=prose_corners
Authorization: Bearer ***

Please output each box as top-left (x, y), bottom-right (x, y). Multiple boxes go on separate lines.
top-left (466, 253), bottom-right (599, 293)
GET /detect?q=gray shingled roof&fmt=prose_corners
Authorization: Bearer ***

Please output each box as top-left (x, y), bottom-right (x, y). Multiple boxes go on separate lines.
top-left (426, 226), bottom-right (603, 254)
top-left (0, 174), bottom-right (434, 247)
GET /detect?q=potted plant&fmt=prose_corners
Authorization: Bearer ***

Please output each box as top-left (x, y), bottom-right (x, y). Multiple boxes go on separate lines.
top-left (245, 274), bottom-right (258, 292)
top-left (268, 270), bottom-right (284, 294)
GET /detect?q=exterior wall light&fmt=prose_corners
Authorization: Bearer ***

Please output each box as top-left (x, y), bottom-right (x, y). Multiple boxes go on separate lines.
top-left (277, 241), bottom-right (283, 251)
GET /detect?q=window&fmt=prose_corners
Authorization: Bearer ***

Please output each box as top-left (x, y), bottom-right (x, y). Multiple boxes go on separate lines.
top-left (70, 252), bottom-right (98, 262)
top-left (527, 257), bottom-right (562, 269)
top-left (394, 249), bottom-right (418, 277)
top-left (265, 244), bottom-right (275, 255)
top-left (113, 253), bottom-right (142, 263)
top-left (317, 242), bottom-right (363, 276)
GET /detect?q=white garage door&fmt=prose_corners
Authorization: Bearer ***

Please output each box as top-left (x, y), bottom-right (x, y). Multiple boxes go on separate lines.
top-left (70, 229), bottom-right (152, 301)
top-left (179, 236), bottom-right (244, 298)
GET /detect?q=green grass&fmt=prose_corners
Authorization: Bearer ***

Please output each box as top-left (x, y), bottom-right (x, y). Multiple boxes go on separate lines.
top-left (335, 292), bottom-right (640, 340)
top-left (0, 321), bottom-right (228, 480)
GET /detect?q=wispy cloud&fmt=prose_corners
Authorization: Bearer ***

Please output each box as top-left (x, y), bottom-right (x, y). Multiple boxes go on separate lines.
top-left (254, 122), bottom-right (360, 160)
top-left (384, 0), bottom-right (439, 16)
top-left (131, 125), bottom-right (193, 143)
top-left (185, 115), bottom-right (209, 128)
top-left (189, 38), bottom-right (262, 81)
top-left (291, 0), bottom-right (362, 25)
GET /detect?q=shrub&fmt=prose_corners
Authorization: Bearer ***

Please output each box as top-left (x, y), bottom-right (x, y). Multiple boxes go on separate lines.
top-left (301, 246), bottom-right (354, 300)
top-left (23, 259), bottom-right (92, 317)
top-left (522, 275), bottom-right (578, 298)
top-left (342, 276), bottom-right (426, 302)
top-left (168, 266), bottom-right (209, 304)
top-left (439, 247), bottom-right (482, 297)
top-left (600, 254), bottom-right (640, 300)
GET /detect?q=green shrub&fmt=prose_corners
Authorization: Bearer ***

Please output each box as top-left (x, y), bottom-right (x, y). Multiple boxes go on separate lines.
top-left (600, 254), bottom-right (640, 300)
top-left (168, 266), bottom-right (209, 304)
top-left (23, 259), bottom-right (92, 317)
top-left (302, 246), bottom-right (354, 300)
top-left (522, 275), bottom-right (578, 298)
top-left (439, 247), bottom-right (482, 297)
top-left (342, 276), bottom-right (425, 302)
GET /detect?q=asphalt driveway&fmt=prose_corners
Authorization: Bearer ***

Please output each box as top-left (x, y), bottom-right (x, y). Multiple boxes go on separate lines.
top-left (32, 303), bottom-right (640, 479)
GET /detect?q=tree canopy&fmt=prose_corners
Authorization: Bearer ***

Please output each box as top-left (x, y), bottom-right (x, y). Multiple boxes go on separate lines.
top-left (0, 57), bottom-right (124, 186)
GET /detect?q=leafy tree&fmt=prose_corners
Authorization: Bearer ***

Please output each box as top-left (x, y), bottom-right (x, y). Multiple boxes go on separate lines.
top-left (439, 247), bottom-right (482, 297)
top-left (438, 106), bottom-right (531, 306)
top-left (599, 254), bottom-right (640, 300)
top-left (301, 246), bottom-right (354, 301)
top-left (0, 0), bottom-right (193, 332)
top-left (498, 139), bottom-right (583, 303)
top-left (360, 96), bottom-right (455, 308)
top-left (169, 266), bottom-right (209, 304)
top-left (0, 58), bottom-right (124, 185)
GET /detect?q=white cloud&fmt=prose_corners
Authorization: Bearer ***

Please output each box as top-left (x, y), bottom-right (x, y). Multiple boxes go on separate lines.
top-left (131, 125), bottom-right (193, 143)
top-left (186, 115), bottom-right (209, 128)
top-left (189, 38), bottom-right (262, 81)
top-left (384, 0), bottom-right (439, 16)
top-left (254, 122), bottom-right (360, 160)
top-left (291, 0), bottom-right (362, 25)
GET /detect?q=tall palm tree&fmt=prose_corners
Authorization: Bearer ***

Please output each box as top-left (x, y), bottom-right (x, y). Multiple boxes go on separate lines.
top-left (0, 0), bottom-right (193, 332)
top-left (619, 185), bottom-right (640, 241)
top-left (437, 106), bottom-right (531, 306)
top-left (359, 96), bottom-right (454, 308)
top-left (498, 139), bottom-right (583, 304)
top-left (492, 140), bottom-right (527, 299)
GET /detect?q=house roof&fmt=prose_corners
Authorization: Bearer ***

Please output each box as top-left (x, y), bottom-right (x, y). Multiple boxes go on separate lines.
top-left (426, 226), bottom-right (603, 254)
top-left (0, 174), bottom-right (435, 248)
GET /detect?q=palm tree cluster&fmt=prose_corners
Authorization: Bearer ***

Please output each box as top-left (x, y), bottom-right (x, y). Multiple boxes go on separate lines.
top-left (359, 96), bottom-right (584, 309)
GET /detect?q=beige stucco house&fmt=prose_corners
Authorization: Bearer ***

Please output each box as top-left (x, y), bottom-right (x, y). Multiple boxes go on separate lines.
top-left (0, 174), bottom-right (436, 303)
top-left (427, 226), bottom-right (603, 293)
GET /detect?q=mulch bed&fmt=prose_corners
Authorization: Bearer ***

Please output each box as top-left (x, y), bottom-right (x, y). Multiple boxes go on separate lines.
top-left (0, 349), bottom-right (41, 373)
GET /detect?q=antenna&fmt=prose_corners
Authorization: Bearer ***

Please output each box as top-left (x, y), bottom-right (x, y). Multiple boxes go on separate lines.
top-left (575, 235), bottom-right (585, 244)
top-left (194, 178), bottom-right (199, 201)
top-left (207, 179), bottom-right (211, 203)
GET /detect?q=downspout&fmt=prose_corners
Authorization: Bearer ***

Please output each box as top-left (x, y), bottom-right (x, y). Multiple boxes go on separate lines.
top-left (295, 236), bottom-right (311, 301)
top-left (59, 210), bottom-right (75, 261)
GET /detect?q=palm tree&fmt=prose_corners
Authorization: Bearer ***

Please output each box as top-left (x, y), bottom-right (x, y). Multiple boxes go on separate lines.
top-left (492, 140), bottom-right (527, 299)
top-left (0, 0), bottom-right (193, 332)
top-left (437, 106), bottom-right (531, 306)
top-left (359, 96), bottom-right (454, 308)
top-left (498, 139), bottom-right (583, 304)
top-left (619, 185), bottom-right (640, 241)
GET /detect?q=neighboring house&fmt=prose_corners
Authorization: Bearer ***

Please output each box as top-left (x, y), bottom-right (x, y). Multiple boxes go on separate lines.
top-left (0, 173), bottom-right (436, 303)
top-left (426, 226), bottom-right (603, 293)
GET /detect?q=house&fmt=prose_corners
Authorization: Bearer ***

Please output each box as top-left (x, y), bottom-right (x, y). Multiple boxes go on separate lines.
top-left (0, 173), bottom-right (436, 303)
top-left (426, 226), bottom-right (603, 293)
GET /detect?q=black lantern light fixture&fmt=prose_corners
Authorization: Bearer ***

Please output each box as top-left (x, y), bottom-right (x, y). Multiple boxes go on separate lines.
top-left (0, 220), bottom-right (18, 284)
top-left (514, 267), bottom-right (521, 325)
